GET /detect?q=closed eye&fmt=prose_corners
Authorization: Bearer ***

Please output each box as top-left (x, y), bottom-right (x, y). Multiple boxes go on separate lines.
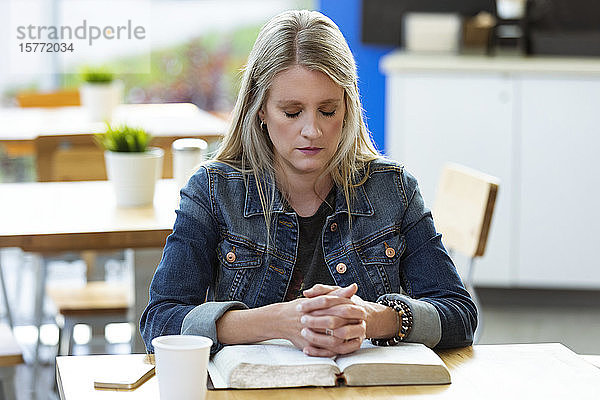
top-left (285, 111), bottom-right (301, 118)
top-left (284, 110), bottom-right (336, 118)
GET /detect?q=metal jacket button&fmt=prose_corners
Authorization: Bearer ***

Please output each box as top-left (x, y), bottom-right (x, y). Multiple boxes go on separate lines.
top-left (385, 247), bottom-right (396, 258)
top-left (330, 222), bottom-right (338, 232)
top-left (226, 251), bottom-right (236, 263)
top-left (336, 262), bottom-right (347, 274)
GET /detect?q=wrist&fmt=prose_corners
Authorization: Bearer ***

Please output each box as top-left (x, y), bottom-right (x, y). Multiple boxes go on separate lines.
top-left (365, 301), bottom-right (398, 339)
top-left (217, 303), bottom-right (285, 344)
top-left (369, 298), bottom-right (414, 346)
top-left (268, 302), bottom-right (290, 339)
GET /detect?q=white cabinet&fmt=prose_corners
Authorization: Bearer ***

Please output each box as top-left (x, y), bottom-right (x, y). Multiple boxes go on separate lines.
top-left (386, 73), bottom-right (515, 286)
top-left (382, 53), bottom-right (600, 288)
top-left (518, 78), bottom-right (600, 288)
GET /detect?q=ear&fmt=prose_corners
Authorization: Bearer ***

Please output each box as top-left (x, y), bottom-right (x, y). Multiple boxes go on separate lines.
top-left (258, 108), bottom-right (265, 122)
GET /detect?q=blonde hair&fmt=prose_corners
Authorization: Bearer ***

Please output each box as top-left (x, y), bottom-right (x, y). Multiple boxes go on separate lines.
top-left (214, 10), bottom-right (379, 238)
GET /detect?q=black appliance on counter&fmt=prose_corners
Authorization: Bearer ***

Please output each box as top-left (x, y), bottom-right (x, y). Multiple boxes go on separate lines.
top-left (361, 0), bottom-right (600, 57)
top-left (361, 0), bottom-right (496, 46)
top-left (524, 0), bottom-right (600, 57)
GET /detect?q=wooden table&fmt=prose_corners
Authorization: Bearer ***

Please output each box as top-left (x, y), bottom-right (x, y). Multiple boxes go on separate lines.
top-left (0, 103), bottom-right (227, 150)
top-left (0, 179), bottom-right (180, 354)
top-left (55, 343), bottom-right (600, 399)
top-left (0, 103), bottom-right (228, 181)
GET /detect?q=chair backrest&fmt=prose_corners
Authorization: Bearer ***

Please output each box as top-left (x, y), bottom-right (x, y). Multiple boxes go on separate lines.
top-left (34, 135), bottom-right (107, 182)
top-left (34, 134), bottom-right (182, 182)
top-left (46, 282), bottom-right (131, 315)
top-left (433, 163), bottom-right (499, 258)
top-left (16, 90), bottom-right (81, 108)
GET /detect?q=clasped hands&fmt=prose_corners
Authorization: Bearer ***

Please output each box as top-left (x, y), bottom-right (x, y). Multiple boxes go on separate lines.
top-left (289, 283), bottom-right (368, 357)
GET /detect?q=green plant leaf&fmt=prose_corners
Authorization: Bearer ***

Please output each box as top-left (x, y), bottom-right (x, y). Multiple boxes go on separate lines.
top-left (95, 123), bottom-right (152, 152)
top-left (80, 65), bottom-right (115, 84)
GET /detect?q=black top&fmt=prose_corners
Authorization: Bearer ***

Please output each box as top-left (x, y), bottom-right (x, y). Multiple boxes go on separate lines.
top-left (284, 188), bottom-right (336, 301)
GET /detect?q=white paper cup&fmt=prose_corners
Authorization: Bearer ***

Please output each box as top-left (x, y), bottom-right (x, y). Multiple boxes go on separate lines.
top-left (152, 335), bottom-right (213, 400)
top-left (172, 138), bottom-right (207, 189)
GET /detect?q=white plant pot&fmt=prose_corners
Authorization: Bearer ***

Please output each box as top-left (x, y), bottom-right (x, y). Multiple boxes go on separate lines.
top-left (80, 81), bottom-right (123, 122)
top-left (104, 147), bottom-right (164, 207)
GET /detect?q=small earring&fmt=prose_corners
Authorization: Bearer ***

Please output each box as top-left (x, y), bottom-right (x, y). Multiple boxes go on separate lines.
top-left (260, 120), bottom-right (266, 131)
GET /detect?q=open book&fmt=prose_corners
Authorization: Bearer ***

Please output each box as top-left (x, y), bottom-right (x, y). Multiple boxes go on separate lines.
top-left (208, 339), bottom-right (450, 389)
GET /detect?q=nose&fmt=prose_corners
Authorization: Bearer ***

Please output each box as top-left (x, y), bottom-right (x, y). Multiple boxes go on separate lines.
top-left (300, 114), bottom-right (322, 139)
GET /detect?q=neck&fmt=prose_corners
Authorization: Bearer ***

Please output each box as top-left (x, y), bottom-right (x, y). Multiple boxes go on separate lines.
top-left (276, 168), bottom-right (333, 217)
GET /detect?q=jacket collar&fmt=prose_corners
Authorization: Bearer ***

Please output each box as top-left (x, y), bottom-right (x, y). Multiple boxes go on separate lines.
top-left (243, 174), bottom-right (286, 217)
top-left (243, 172), bottom-right (373, 218)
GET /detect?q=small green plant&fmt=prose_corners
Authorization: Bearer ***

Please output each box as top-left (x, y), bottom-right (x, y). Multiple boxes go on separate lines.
top-left (80, 66), bottom-right (114, 84)
top-left (95, 124), bottom-right (152, 152)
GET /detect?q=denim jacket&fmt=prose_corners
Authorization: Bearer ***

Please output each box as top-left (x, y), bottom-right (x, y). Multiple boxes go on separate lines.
top-left (140, 159), bottom-right (477, 354)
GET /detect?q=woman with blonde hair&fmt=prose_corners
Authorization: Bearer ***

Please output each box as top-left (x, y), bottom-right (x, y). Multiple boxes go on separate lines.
top-left (141, 10), bottom-right (476, 357)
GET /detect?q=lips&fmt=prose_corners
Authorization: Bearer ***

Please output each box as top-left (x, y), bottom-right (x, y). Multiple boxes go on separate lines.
top-left (298, 147), bottom-right (323, 155)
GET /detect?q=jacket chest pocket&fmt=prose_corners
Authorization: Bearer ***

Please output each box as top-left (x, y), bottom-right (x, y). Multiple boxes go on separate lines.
top-left (354, 228), bottom-right (406, 294)
top-left (216, 237), bottom-right (264, 304)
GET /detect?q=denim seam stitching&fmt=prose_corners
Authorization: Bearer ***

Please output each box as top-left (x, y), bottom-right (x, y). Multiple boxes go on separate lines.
top-left (352, 225), bottom-right (401, 248)
top-left (377, 264), bottom-right (392, 294)
top-left (395, 167), bottom-right (408, 209)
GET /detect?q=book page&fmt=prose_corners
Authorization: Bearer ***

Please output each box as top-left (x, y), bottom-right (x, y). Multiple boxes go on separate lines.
top-left (210, 339), bottom-right (339, 389)
top-left (335, 341), bottom-right (450, 386)
top-left (207, 360), bottom-right (228, 389)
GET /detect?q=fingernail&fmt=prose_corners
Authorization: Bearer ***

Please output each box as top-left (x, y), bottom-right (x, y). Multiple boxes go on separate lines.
top-left (296, 304), bottom-right (303, 312)
top-left (301, 328), bottom-right (307, 337)
top-left (300, 316), bottom-right (307, 324)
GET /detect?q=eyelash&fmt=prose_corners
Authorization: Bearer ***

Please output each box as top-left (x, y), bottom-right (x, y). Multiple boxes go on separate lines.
top-left (284, 110), bottom-right (336, 118)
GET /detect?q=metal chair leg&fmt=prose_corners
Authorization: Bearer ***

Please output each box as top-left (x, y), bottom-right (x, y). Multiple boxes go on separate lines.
top-left (465, 257), bottom-right (482, 344)
top-left (0, 258), bottom-right (14, 329)
top-left (33, 256), bottom-right (48, 367)
top-left (66, 318), bottom-right (76, 356)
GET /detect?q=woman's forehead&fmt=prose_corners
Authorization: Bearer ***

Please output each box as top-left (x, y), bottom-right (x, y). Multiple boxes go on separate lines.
top-left (267, 65), bottom-right (344, 104)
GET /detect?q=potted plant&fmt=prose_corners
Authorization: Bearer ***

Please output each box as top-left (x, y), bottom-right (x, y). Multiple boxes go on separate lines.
top-left (79, 66), bottom-right (123, 121)
top-left (95, 124), bottom-right (164, 207)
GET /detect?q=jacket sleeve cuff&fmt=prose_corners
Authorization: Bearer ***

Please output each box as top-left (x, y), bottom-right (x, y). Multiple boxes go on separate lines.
top-left (181, 301), bottom-right (248, 354)
top-left (377, 293), bottom-right (442, 348)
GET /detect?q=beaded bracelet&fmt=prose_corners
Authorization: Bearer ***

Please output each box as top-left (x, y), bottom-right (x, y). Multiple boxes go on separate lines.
top-left (369, 298), bottom-right (413, 346)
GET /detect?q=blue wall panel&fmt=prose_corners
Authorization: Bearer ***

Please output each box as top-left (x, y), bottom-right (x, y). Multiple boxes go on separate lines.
top-left (318, 0), bottom-right (395, 154)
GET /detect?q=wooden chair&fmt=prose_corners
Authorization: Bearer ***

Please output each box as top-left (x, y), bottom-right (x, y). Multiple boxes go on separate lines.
top-left (17, 89), bottom-right (105, 182)
top-left (0, 323), bottom-right (24, 400)
top-left (34, 134), bottom-right (187, 182)
top-left (16, 90), bottom-right (80, 108)
top-left (27, 116), bottom-right (127, 354)
top-left (16, 97), bottom-right (131, 360)
top-left (34, 134), bottom-right (107, 182)
top-left (0, 90), bottom-right (77, 181)
top-left (46, 282), bottom-right (132, 356)
top-left (432, 163), bottom-right (499, 343)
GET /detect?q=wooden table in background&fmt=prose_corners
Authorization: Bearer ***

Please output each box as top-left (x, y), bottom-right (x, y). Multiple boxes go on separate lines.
top-left (0, 103), bottom-right (227, 180)
top-left (55, 343), bottom-right (600, 400)
top-left (0, 102), bottom-right (227, 149)
top-left (0, 180), bottom-right (180, 353)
